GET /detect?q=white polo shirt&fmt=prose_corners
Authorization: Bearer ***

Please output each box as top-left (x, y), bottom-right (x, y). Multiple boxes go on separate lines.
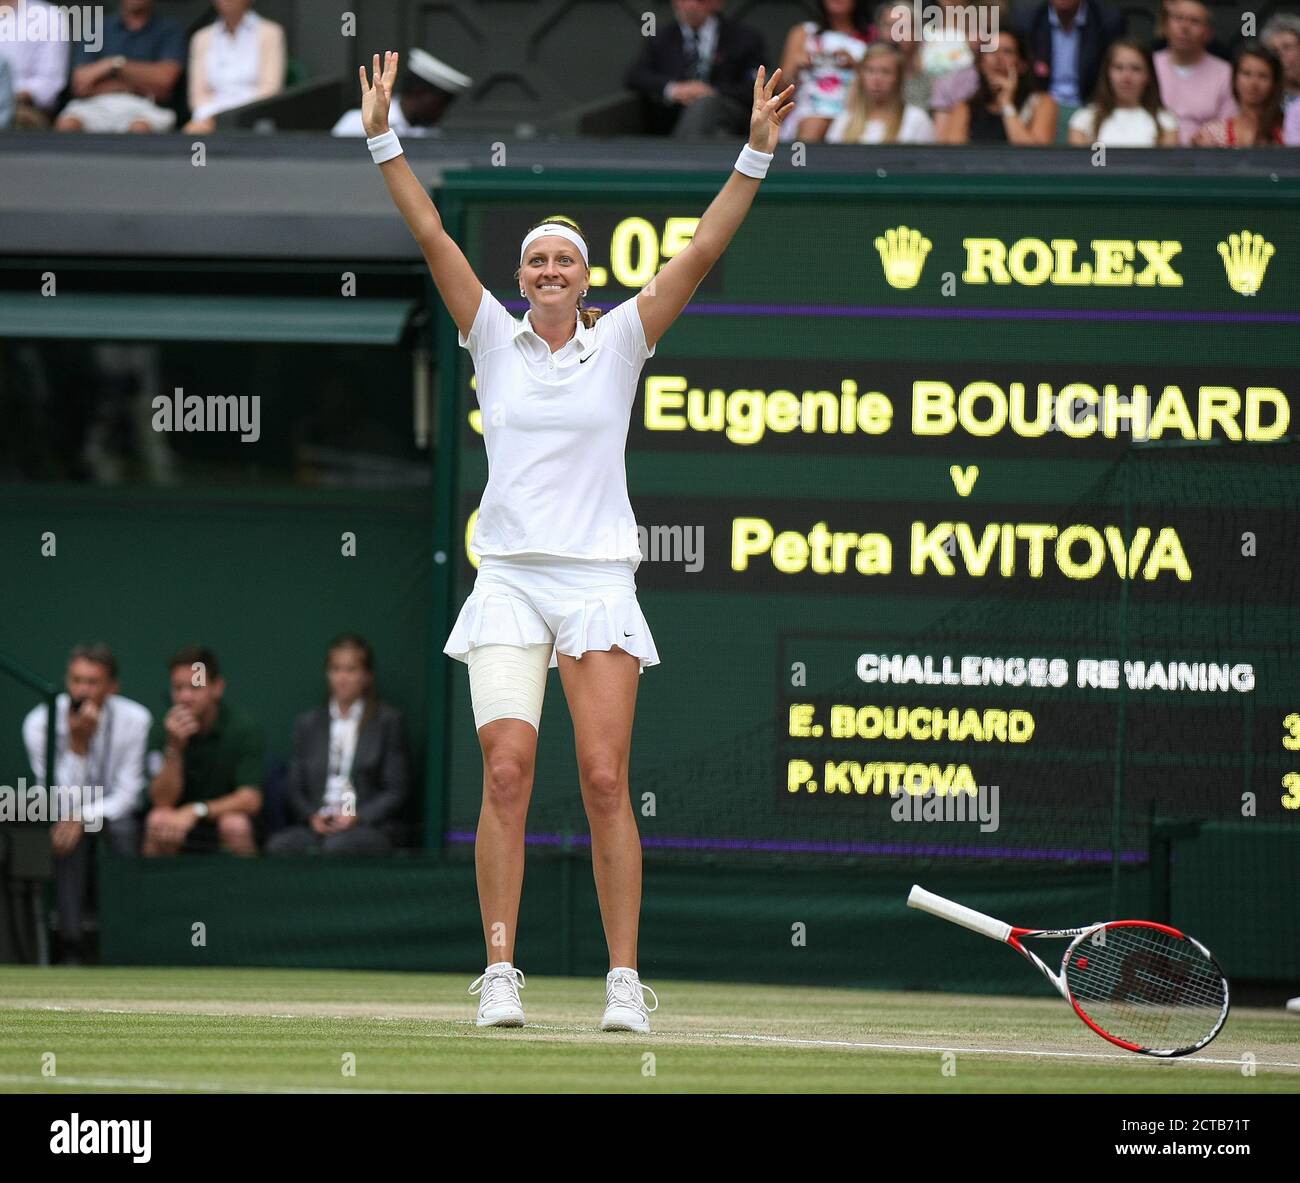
top-left (458, 287), bottom-right (656, 562)
top-left (22, 692), bottom-right (152, 826)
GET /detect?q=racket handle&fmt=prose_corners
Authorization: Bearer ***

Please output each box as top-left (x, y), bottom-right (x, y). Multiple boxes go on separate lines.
top-left (907, 884), bottom-right (1012, 943)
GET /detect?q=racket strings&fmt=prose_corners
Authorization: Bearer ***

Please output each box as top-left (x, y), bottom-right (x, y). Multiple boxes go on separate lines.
top-left (1063, 925), bottom-right (1227, 1053)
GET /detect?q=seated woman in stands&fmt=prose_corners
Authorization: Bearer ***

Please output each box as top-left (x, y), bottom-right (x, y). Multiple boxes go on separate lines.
top-left (183, 0), bottom-right (286, 134)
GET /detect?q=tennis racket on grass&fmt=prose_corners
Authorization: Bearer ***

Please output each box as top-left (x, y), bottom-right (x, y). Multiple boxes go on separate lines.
top-left (906, 884), bottom-right (1229, 1057)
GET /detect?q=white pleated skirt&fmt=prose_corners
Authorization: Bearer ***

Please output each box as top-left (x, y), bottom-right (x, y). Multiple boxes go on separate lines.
top-left (443, 553), bottom-right (661, 674)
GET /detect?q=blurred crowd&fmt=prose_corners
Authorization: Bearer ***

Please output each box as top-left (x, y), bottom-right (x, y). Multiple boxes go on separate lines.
top-left (0, 0), bottom-right (1297, 146)
top-left (625, 0), bottom-right (1300, 148)
top-left (22, 639), bottom-right (411, 962)
top-left (0, 0), bottom-right (285, 132)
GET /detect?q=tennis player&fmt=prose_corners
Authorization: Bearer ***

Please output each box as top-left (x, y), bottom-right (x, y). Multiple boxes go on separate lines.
top-left (359, 51), bottom-right (793, 1033)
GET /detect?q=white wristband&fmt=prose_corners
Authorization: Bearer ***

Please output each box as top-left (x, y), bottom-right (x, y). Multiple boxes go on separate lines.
top-left (367, 129), bottom-right (402, 164)
top-left (734, 144), bottom-right (773, 179)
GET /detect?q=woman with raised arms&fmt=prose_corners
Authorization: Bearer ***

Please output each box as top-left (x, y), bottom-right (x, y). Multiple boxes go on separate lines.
top-left (357, 51), bottom-right (794, 1032)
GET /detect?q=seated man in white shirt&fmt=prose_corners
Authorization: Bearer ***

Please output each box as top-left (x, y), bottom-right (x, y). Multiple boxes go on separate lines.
top-left (55, 0), bottom-right (185, 133)
top-left (332, 46), bottom-right (470, 137)
top-left (0, 56), bottom-right (13, 128)
top-left (0, 0), bottom-right (71, 127)
top-left (22, 643), bottom-right (151, 965)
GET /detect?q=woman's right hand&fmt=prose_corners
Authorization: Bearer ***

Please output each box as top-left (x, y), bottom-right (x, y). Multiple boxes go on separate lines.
top-left (360, 50), bottom-right (399, 138)
top-left (994, 64), bottom-right (1018, 110)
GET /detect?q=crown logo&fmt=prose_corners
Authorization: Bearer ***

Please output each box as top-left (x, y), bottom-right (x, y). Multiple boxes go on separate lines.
top-left (874, 225), bottom-right (932, 290)
top-left (1217, 230), bottom-right (1274, 296)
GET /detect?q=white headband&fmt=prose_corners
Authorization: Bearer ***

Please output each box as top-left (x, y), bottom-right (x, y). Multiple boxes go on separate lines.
top-left (519, 223), bottom-right (589, 267)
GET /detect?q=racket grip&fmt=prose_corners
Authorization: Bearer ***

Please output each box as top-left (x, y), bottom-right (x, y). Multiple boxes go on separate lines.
top-left (907, 884), bottom-right (1012, 943)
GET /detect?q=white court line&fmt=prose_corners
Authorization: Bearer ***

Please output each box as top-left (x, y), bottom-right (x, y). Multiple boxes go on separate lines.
top-left (0, 1074), bottom-right (417, 1094)
top-left (706, 1031), bottom-right (1300, 1069)
top-left (13, 1005), bottom-right (1299, 1070)
top-left (499, 1022), bottom-right (1300, 1070)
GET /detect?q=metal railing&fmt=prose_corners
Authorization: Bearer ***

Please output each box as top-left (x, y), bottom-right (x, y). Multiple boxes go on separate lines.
top-left (0, 651), bottom-right (57, 966)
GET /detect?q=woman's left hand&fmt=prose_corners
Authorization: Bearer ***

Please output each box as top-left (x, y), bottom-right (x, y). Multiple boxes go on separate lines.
top-left (749, 65), bottom-right (796, 153)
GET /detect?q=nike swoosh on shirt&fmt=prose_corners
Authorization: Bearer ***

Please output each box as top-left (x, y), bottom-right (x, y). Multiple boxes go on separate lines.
top-left (579, 349), bottom-right (599, 363)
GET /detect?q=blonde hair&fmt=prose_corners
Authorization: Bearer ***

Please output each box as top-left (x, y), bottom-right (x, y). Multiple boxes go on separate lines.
top-left (514, 213), bottom-right (603, 328)
top-left (839, 44), bottom-right (905, 144)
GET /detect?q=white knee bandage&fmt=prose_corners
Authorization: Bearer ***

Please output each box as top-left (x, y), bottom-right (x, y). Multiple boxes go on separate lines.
top-left (466, 643), bottom-right (551, 731)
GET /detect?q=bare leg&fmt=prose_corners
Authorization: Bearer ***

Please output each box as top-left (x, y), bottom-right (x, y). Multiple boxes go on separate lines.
top-left (475, 718), bottom-right (539, 965)
top-left (557, 647), bottom-right (641, 970)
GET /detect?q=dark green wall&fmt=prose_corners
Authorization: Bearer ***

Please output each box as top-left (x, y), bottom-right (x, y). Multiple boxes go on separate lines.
top-left (0, 484), bottom-right (432, 831)
top-left (95, 837), bottom-right (1297, 987)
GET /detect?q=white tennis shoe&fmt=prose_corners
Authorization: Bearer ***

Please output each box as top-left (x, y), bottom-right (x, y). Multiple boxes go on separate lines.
top-left (469, 962), bottom-right (526, 1027)
top-left (600, 967), bottom-right (659, 1033)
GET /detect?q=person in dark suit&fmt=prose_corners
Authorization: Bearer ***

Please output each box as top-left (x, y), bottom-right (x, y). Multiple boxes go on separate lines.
top-left (1019, 0), bottom-right (1126, 111)
top-left (624, 0), bottom-right (766, 136)
top-left (267, 634), bottom-right (409, 854)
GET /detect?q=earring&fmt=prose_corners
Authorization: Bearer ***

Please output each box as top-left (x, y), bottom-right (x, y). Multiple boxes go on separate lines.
top-left (519, 289), bottom-right (525, 296)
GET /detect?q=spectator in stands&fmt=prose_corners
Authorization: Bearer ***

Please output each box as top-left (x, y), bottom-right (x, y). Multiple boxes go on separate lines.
top-left (55, 0), bottom-right (183, 132)
top-left (21, 644), bottom-right (150, 965)
top-left (1020, 0), bottom-right (1125, 128)
top-left (1069, 39), bottom-right (1179, 146)
top-left (1152, 0), bottom-right (1231, 62)
top-left (776, 0), bottom-right (872, 143)
top-left (917, 0), bottom-right (976, 81)
top-left (332, 47), bottom-right (471, 137)
top-left (268, 634), bottom-right (409, 855)
top-left (938, 26), bottom-right (1058, 144)
top-left (1194, 43), bottom-right (1286, 147)
top-left (143, 645), bottom-right (264, 856)
top-left (0, 55), bottom-right (13, 128)
top-left (182, 0), bottom-right (286, 134)
top-left (1261, 14), bottom-right (1300, 111)
top-left (1287, 96), bottom-right (1300, 144)
top-left (0, 0), bottom-right (70, 127)
top-left (872, 2), bottom-right (935, 111)
top-left (1154, 0), bottom-right (1234, 144)
top-left (623, 0), bottom-right (765, 137)
top-left (922, 3), bottom-right (1017, 129)
top-left (827, 43), bottom-right (935, 142)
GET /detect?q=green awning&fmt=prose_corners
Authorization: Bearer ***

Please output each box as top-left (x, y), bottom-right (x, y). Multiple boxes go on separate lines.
top-left (0, 293), bottom-right (416, 345)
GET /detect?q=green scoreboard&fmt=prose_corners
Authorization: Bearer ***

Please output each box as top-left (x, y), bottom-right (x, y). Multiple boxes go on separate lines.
top-left (435, 169), bottom-right (1300, 865)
